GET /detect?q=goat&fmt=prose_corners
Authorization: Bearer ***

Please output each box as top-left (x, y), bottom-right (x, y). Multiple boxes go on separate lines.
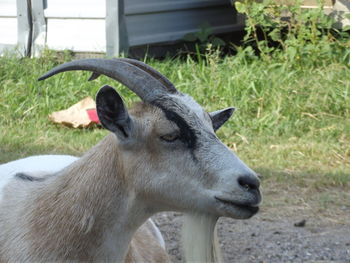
top-left (0, 58), bottom-right (261, 262)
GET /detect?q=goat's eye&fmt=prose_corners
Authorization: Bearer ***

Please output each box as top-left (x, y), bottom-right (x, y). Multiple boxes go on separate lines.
top-left (160, 133), bottom-right (179, 142)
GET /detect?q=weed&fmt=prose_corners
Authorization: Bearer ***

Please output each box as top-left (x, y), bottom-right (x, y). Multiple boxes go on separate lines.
top-left (183, 22), bottom-right (226, 60)
top-left (234, 0), bottom-right (350, 67)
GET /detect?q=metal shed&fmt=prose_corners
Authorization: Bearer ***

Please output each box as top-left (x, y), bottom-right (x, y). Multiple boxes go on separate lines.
top-left (0, 0), bottom-right (243, 57)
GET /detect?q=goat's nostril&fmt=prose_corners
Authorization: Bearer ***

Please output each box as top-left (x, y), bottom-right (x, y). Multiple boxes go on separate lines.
top-left (256, 173), bottom-right (263, 180)
top-left (238, 176), bottom-right (260, 191)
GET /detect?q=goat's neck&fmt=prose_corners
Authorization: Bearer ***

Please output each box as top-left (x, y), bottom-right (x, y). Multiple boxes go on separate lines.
top-left (27, 134), bottom-right (149, 261)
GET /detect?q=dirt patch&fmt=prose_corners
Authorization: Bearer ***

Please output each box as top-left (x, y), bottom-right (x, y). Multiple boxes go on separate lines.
top-left (154, 210), bottom-right (350, 263)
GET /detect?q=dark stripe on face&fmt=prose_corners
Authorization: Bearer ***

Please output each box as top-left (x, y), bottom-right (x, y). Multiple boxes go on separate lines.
top-left (156, 105), bottom-right (197, 149)
top-left (15, 173), bottom-right (46, 182)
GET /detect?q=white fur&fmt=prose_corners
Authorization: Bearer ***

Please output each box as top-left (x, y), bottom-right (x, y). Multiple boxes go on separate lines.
top-left (182, 214), bottom-right (222, 263)
top-left (148, 217), bottom-right (166, 249)
top-left (0, 155), bottom-right (77, 175)
top-left (0, 155), bottom-right (77, 202)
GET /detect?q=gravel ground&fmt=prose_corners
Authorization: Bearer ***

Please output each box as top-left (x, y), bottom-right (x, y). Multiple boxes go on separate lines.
top-left (153, 212), bottom-right (350, 263)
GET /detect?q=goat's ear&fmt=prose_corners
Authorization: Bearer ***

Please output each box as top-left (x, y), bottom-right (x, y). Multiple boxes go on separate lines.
top-left (209, 107), bottom-right (235, 131)
top-left (96, 85), bottom-right (133, 140)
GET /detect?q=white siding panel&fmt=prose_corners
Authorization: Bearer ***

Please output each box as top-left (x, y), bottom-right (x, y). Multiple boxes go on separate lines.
top-left (0, 0), bottom-right (16, 17)
top-left (45, 0), bottom-right (105, 18)
top-left (0, 18), bottom-right (17, 44)
top-left (46, 19), bottom-right (105, 52)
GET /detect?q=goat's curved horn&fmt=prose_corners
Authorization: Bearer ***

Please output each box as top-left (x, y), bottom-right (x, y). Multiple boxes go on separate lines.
top-left (86, 58), bottom-right (177, 93)
top-left (118, 58), bottom-right (177, 93)
top-left (38, 59), bottom-right (176, 102)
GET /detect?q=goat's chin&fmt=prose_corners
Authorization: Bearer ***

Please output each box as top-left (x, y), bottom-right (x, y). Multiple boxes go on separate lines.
top-left (228, 206), bottom-right (259, 219)
top-left (214, 199), bottom-right (259, 219)
top-left (185, 193), bottom-right (259, 220)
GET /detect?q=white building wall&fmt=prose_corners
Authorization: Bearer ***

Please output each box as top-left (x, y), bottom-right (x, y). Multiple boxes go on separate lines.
top-left (0, 0), bottom-right (243, 56)
top-left (0, 0), bottom-right (17, 53)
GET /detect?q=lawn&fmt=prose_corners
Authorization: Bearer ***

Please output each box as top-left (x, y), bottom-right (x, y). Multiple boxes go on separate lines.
top-left (0, 51), bottom-right (349, 219)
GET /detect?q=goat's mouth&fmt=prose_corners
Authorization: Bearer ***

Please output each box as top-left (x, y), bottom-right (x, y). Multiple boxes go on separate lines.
top-left (214, 196), bottom-right (259, 218)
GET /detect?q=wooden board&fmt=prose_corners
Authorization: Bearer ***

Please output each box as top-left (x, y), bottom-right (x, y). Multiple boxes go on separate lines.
top-left (0, 0), bottom-right (16, 17)
top-left (0, 18), bottom-right (17, 45)
top-left (44, 0), bottom-right (105, 18)
top-left (46, 19), bottom-right (105, 52)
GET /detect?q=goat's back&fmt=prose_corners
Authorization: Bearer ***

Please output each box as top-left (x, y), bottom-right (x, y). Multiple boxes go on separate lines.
top-left (0, 155), bottom-right (168, 262)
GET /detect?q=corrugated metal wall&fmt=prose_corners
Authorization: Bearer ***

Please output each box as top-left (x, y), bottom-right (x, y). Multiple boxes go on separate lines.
top-left (0, 0), bottom-right (242, 57)
top-left (124, 0), bottom-right (239, 46)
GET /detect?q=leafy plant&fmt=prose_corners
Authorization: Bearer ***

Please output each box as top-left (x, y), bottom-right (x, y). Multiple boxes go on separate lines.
top-left (344, 13), bottom-right (350, 31)
top-left (183, 22), bottom-right (226, 56)
top-left (234, 0), bottom-right (350, 67)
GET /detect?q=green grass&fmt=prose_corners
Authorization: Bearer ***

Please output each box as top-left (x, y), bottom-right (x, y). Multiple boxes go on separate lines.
top-left (0, 51), bottom-right (349, 196)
